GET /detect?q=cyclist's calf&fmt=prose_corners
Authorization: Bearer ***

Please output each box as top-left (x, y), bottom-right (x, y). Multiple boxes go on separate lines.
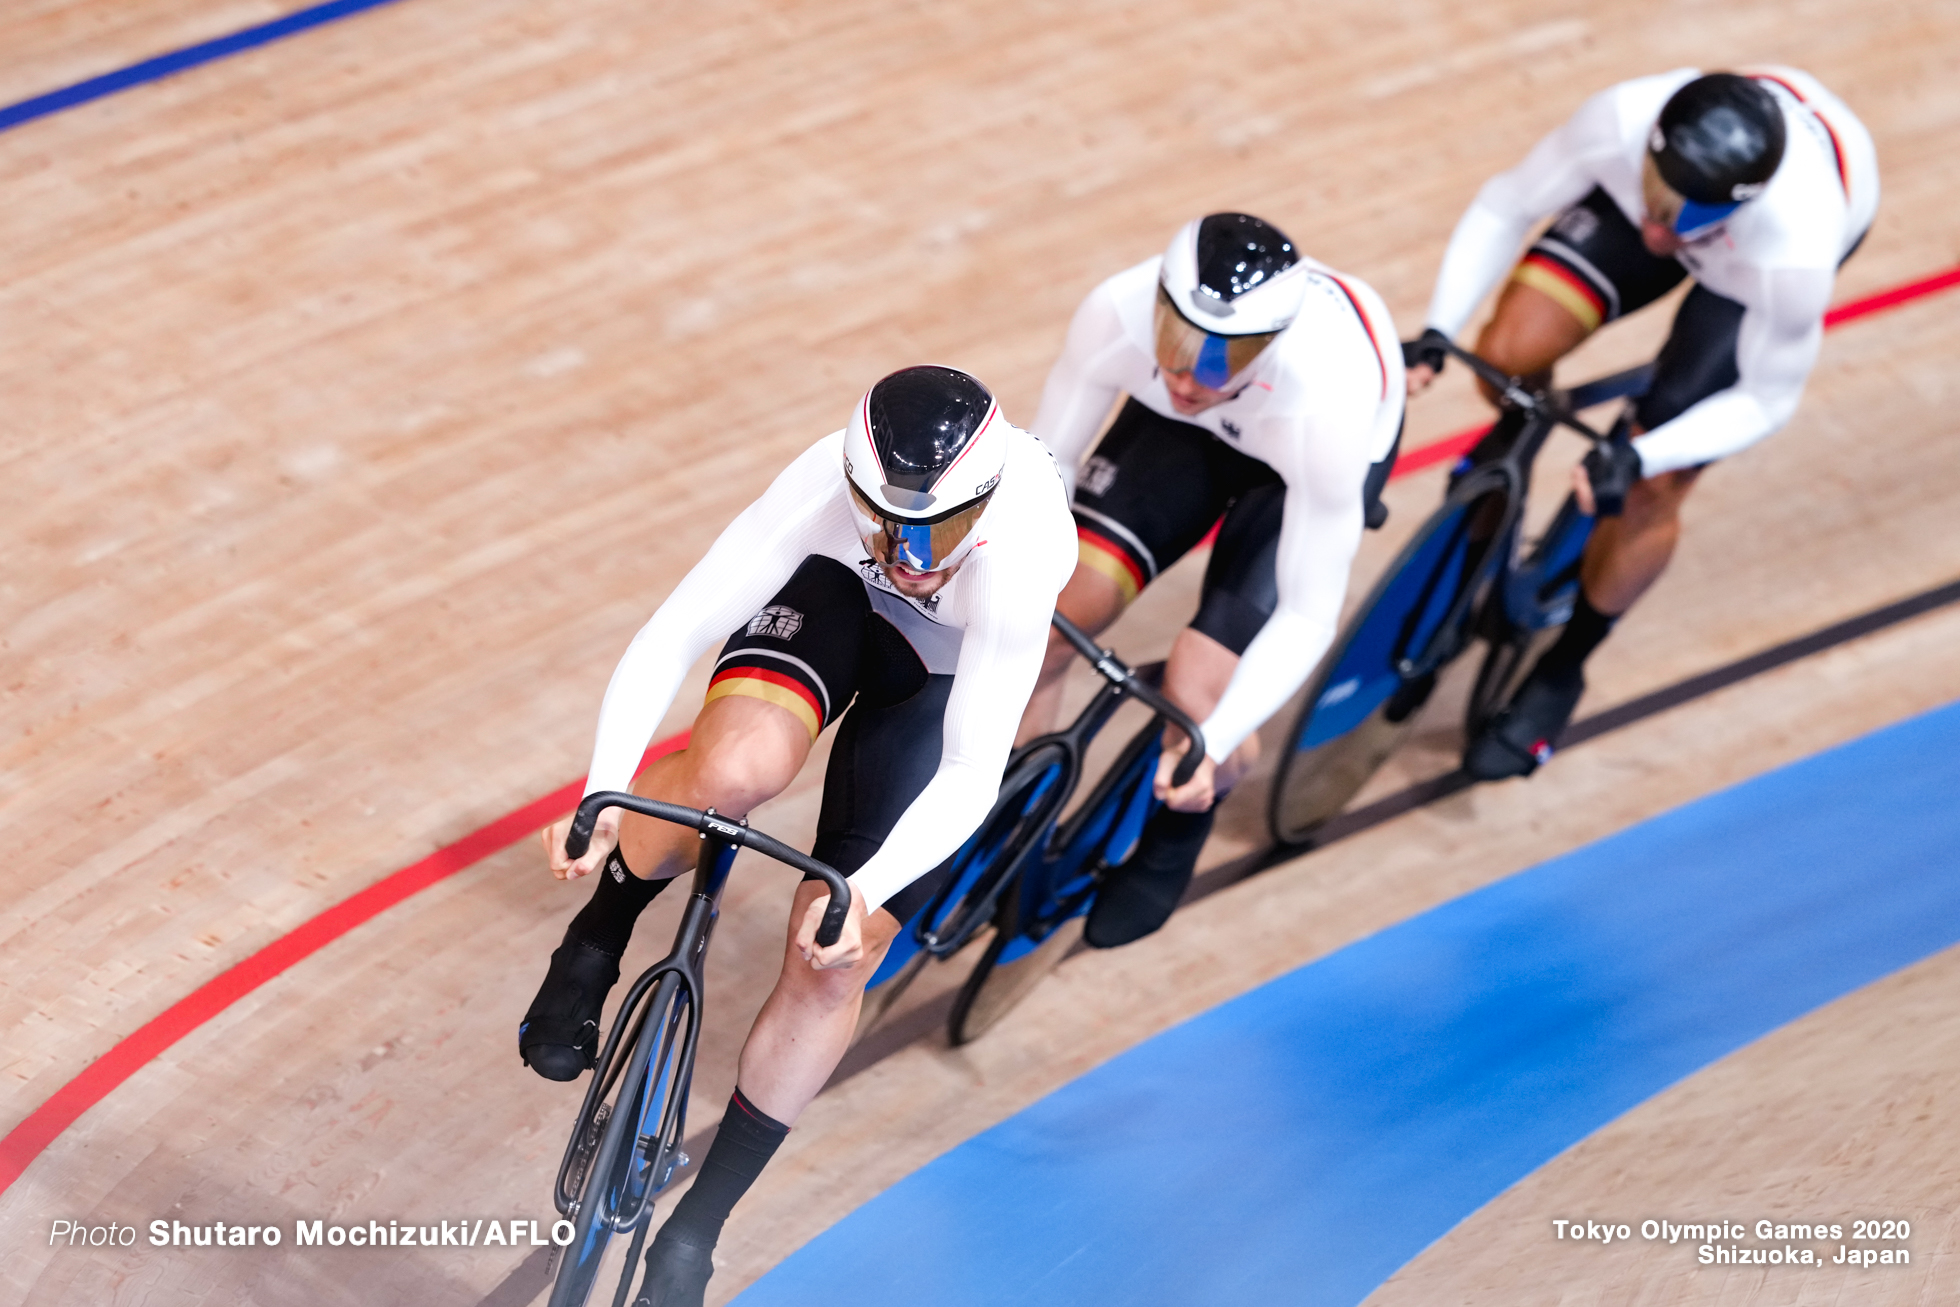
top-left (1581, 465), bottom-right (1704, 614)
top-left (738, 880), bottom-right (901, 1124)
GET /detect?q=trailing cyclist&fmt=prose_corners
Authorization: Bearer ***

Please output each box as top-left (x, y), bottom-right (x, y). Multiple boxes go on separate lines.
top-left (520, 366), bottom-right (1075, 1306)
top-left (1021, 212), bottom-right (1405, 946)
top-left (1407, 67), bottom-right (1878, 778)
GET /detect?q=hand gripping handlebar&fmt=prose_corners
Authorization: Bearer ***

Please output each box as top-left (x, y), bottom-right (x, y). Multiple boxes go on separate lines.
top-left (1416, 331), bottom-right (1615, 445)
top-left (1050, 612), bottom-right (1209, 787)
top-left (564, 792), bottom-right (852, 947)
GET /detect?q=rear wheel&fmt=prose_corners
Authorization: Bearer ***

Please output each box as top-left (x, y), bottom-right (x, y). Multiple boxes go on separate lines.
top-left (1269, 468), bottom-right (1517, 844)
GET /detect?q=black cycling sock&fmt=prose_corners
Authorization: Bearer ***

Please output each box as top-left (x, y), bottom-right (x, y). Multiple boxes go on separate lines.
top-left (565, 849), bottom-right (669, 956)
top-left (1535, 590), bottom-right (1618, 680)
top-left (660, 1089), bottom-right (789, 1249)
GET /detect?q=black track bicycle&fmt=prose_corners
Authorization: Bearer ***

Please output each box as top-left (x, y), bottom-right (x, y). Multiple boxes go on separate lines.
top-left (545, 797), bottom-right (849, 1307)
top-left (1268, 337), bottom-right (1653, 843)
top-left (864, 613), bottom-right (1206, 1044)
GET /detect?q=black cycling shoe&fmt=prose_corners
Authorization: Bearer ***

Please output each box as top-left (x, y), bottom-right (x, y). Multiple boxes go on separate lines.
top-left (632, 1228), bottom-right (715, 1307)
top-left (1084, 806), bottom-right (1214, 949)
top-left (518, 932), bottom-right (620, 1082)
top-left (1464, 666), bottom-right (1585, 781)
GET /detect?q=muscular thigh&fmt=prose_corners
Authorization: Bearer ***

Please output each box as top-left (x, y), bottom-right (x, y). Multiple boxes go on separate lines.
top-left (1483, 186), bottom-right (1688, 377)
top-left (706, 555), bottom-right (878, 742)
top-left (811, 669), bottom-right (951, 927)
top-left (1191, 478), bottom-right (1284, 657)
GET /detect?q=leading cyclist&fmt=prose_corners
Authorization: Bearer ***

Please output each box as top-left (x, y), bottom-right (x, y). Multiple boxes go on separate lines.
top-left (521, 366), bottom-right (1074, 1305)
top-left (1021, 213), bottom-right (1405, 945)
top-left (1407, 68), bottom-right (1878, 778)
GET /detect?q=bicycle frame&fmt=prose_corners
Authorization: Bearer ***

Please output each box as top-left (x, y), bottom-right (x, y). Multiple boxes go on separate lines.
top-left (547, 795), bottom-right (850, 1307)
top-left (911, 613), bottom-right (1205, 960)
top-left (1268, 341), bottom-right (1656, 845)
top-left (1389, 340), bottom-right (1623, 681)
top-left (552, 830), bottom-right (732, 1227)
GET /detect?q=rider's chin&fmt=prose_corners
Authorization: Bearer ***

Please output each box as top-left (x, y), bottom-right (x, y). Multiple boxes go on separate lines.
top-left (884, 563), bottom-right (942, 596)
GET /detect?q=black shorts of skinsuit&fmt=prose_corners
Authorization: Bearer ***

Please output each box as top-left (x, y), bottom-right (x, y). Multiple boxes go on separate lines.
top-left (1518, 186), bottom-right (1864, 435)
top-left (1072, 398), bottom-right (1286, 655)
top-left (709, 555), bottom-right (954, 927)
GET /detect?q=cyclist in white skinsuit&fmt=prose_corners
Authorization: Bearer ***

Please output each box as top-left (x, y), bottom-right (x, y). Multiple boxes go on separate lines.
top-left (1021, 213), bottom-right (1404, 945)
top-left (1406, 67), bottom-right (1877, 778)
top-left (523, 366), bottom-right (1075, 1307)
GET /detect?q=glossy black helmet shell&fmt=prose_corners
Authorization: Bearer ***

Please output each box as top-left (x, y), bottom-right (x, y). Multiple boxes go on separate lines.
top-left (1651, 73), bottom-right (1787, 205)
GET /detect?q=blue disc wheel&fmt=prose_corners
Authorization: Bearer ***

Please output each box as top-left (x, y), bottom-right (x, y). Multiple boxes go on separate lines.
top-left (947, 719), bottom-right (1164, 1045)
top-left (1269, 468), bottom-right (1517, 844)
top-left (858, 743), bottom-right (1075, 1039)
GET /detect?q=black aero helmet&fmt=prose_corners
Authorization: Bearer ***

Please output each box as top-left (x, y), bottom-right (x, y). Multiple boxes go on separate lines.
top-left (843, 365), bottom-right (1005, 572)
top-left (1650, 73), bottom-right (1787, 205)
top-left (1157, 213), bottom-right (1308, 388)
top-left (1161, 213), bottom-right (1306, 334)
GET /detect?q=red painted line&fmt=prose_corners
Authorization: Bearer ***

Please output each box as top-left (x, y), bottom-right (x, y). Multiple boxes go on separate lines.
top-left (1392, 425), bottom-right (1488, 478)
top-left (1823, 266), bottom-right (1960, 328)
top-left (0, 732), bottom-right (687, 1195)
top-left (5, 263), bottom-right (1959, 1198)
top-left (1387, 266), bottom-right (1960, 480)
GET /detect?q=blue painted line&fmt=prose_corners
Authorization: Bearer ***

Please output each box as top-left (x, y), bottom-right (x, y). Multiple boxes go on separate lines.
top-left (741, 699), bottom-right (1960, 1306)
top-left (0, 0), bottom-right (412, 135)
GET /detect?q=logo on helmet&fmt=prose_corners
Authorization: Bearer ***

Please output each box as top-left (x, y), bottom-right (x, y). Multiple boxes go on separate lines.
top-left (1729, 181), bottom-right (1767, 201)
top-left (1188, 286), bottom-right (1236, 319)
top-left (975, 473), bottom-right (1000, 498)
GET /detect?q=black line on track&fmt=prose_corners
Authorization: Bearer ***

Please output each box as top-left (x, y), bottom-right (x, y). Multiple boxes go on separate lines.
top-left (486, 574), bottom-right (1960, 1306)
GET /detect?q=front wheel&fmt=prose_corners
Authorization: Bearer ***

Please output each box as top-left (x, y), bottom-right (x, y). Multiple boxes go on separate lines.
top-left (1269, 468), bottom-right (1517, 844)
top-left (548, 973), bottom-right (694, 1307)
top-left (947, 719), bottom-right (1163, 1046)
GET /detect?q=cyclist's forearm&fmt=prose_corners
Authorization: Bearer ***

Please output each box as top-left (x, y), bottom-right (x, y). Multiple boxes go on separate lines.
top-left (1032, 288), bottom-right (1129, 498)
top-left (847, 760), bottom-right (995, 912)
top-left (1633, 280), bottom-right (1824, 476)
top-left (1425, 200), bottom-right (1535, 339)
top-left (583, 440), bottom-right (845, 795)
top-left (1199, 608), bottom-right (1338, 764)
top-left (1631, 389), bottom-right (1779, 477)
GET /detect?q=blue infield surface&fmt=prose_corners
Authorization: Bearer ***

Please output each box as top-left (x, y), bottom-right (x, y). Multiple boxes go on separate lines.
top-left (739, 699), bottom-right (1960, 1305)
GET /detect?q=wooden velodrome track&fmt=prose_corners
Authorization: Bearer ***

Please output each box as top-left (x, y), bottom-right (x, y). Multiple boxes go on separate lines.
top-left (3, 0), bottom-right (1957, 1302)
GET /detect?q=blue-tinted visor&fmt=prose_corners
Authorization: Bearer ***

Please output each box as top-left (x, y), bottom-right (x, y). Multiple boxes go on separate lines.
top-left (849, 481), bottom-right (992, 573)
top-left (1674, 197), bottom-right (1741, 236)
top-left (1153, 286), bottom-right (1280, 390)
